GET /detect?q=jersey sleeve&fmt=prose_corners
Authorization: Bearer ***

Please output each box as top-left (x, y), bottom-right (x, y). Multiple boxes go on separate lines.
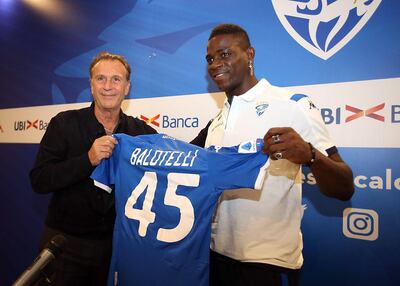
top-left (208, 140), bottom-right (269, 192)
top-left (91, 141), bottom-right (120, 194)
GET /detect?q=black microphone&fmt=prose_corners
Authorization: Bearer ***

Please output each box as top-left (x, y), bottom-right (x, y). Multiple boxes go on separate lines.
top-left (13, 234), bottom-right (67, 286)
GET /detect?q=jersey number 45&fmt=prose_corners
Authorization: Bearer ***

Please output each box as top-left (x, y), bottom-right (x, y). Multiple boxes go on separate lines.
top-left (124, 171), bottom-right (200, 243)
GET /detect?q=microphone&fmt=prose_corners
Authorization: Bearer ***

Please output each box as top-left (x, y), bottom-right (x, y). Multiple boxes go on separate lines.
top-left (13, 234), bottom-right (67, 286)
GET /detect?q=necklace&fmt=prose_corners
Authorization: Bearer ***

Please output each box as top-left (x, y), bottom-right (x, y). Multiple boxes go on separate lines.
top-left (104, 126), bottom-right (115, 135)
top-left (99, 116), bottom-right (119, 135)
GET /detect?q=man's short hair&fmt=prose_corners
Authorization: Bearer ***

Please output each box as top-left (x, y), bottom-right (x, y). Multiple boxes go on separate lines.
top-left (89, 52), bottom-right (131, 81)
top-left (208, 24), bottom-right (251, 49)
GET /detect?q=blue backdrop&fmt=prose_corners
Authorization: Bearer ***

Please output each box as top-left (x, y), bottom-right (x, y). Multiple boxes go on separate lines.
top-left (0, 1), bottom-right (399, 285)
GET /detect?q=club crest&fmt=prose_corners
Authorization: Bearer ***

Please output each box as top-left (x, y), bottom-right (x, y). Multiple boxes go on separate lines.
top-left (271, 0), bottom-right (381, 60)
top-left (255, 103), bottom-right (269, 116)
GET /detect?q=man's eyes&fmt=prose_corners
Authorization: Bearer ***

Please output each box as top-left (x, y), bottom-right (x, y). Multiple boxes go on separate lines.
top-left (206, 51), bottom-right (232, 64)
top-left (95, 76), bottom-right (123, 83)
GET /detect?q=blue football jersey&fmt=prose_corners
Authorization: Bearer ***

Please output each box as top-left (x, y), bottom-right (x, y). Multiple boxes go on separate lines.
top-left (91, 133), bottom-right (269, 286)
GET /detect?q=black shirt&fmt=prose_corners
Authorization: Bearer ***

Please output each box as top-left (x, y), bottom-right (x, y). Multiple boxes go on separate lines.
top-left (190, 120), bottom-right (212, 148)
top-left (30, 103), bottom-right (157, 239)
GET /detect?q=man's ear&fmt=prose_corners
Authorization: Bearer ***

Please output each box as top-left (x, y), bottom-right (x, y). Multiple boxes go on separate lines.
top-left (246, 46), bottom-right (255, 62)
top-left (124, 80), bottom-right (131, 97)
top-left (89, 79), bottom-right (94, 96)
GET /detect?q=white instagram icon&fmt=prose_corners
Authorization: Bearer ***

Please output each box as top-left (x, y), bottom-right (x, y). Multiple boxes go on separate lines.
top-left (343, 208), bottom-right (379, 241)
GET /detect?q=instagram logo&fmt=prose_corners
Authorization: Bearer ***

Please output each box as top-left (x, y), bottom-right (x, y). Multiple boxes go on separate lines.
top-left (343, 208), bottom-right (379, 241)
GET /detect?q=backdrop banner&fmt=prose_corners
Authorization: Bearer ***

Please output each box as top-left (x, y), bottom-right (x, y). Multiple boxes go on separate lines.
top-left (0, 1), bottom-right (398, 285)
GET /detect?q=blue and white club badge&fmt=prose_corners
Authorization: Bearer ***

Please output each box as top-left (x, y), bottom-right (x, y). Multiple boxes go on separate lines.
top-left (271, 0), bottom-right (382, 60)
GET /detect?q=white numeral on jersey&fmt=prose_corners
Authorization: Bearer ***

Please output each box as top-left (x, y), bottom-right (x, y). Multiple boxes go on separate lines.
top-left (124, 171), bottom-right (200, 242)
top-left (125, 171), bottom-right (157, 237)
top-left (157, 173), bottom-right (199, 242)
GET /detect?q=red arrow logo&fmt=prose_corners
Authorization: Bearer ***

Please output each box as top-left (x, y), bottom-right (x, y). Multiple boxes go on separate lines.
top-left (27, 119), bottom-right (39, 129)
top-left (140, 114), bottom-right (160, 127)
top-left (345, 103), bottom-right (385, 123)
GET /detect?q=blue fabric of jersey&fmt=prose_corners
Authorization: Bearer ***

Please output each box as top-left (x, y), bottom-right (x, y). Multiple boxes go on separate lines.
top-left (290, 93), bottom-right (308, 102)
top-left (91, 133), bottom-right (268, 286)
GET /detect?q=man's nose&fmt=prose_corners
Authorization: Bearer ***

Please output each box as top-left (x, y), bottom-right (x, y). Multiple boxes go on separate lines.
top-left (103, 78), bottom-right (112, 90)
top-left (209, 57), bottom-right (223, 70)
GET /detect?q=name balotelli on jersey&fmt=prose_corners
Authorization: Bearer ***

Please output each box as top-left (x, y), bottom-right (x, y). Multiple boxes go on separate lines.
top-left (130, 148), bottom-right (199, 167)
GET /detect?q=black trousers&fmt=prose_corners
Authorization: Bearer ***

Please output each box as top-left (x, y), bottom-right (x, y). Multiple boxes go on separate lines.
top-left (210, 250), bottom-right (301, 286)
top-left (37, 226), bottom-right (112, 286)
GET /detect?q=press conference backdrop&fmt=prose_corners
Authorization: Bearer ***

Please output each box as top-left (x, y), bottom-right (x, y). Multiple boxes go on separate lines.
top-left (0, 1), bottom-right (399, 285)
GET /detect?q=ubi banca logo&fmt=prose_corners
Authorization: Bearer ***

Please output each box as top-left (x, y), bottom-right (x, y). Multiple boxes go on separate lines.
top-left (14, 119), bottom-right (48, 131)
top-left (321, 103), bottom-right (400, 124)
top-left (140, 114), bottom-right (199, 128)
